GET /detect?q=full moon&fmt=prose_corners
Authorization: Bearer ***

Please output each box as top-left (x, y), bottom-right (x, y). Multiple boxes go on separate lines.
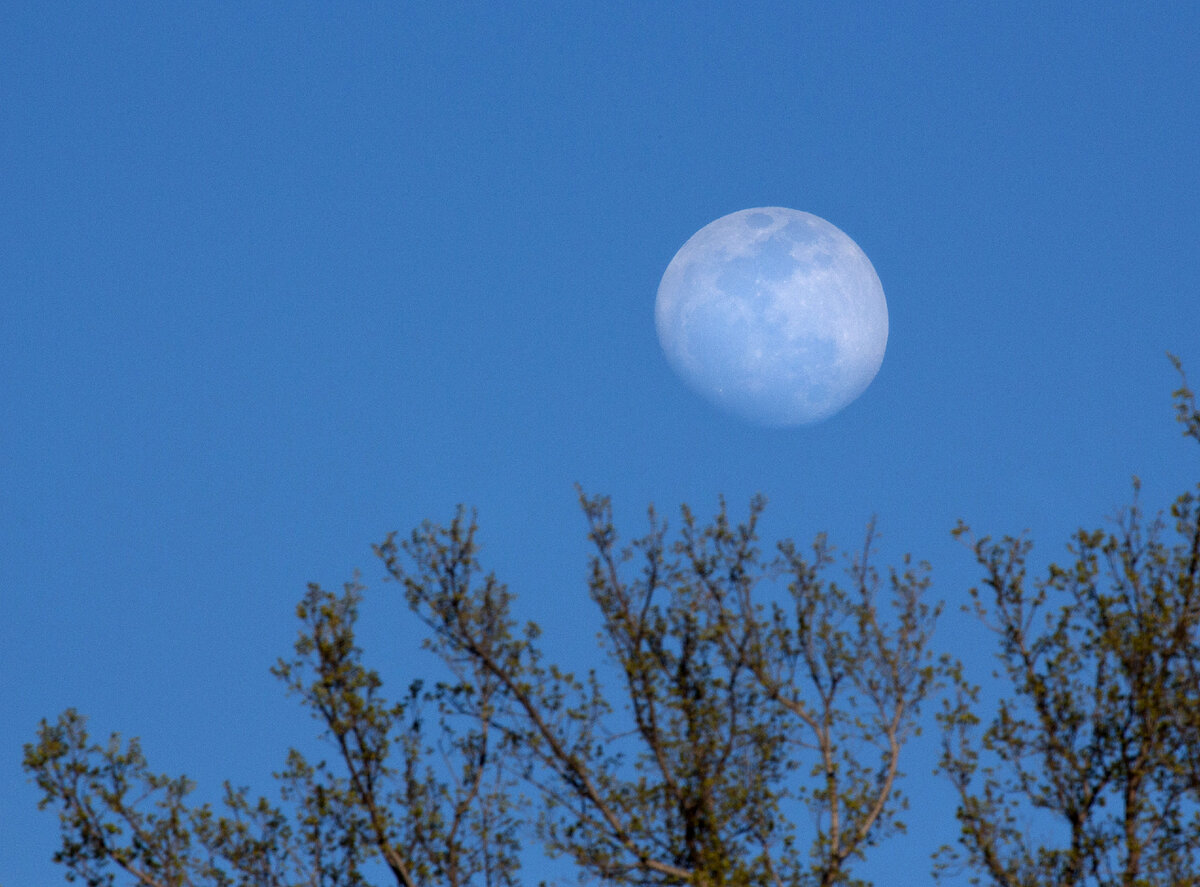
top-left (655, 207), bottom-right (888, 426)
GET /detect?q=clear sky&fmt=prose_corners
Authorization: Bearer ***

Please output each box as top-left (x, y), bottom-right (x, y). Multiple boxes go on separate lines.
top-left (3, 3), bottom-right (1198, 884)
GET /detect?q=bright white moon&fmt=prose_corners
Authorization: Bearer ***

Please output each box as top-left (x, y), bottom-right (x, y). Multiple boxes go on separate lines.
top-left (656, 207), bottom-right (888, 426)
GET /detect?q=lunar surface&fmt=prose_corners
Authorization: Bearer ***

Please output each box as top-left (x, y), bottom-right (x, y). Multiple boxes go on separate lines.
top-left (655, 207), bottom-right (888, 426)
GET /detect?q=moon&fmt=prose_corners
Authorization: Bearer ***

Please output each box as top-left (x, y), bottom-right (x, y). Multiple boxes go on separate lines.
top-left (655, 207), bottom-right (888, 426)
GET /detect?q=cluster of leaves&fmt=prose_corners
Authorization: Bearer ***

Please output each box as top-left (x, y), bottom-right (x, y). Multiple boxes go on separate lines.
top-left (27, 577), bottom-right (522, 887)
top-left (23, 707), bottom-right (355, 887)
top-left (377, 493), bottom-right (940, 887)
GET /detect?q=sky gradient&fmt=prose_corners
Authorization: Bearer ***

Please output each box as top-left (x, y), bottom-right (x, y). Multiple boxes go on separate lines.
top-left (3, 3), bottom-right (1199, 884)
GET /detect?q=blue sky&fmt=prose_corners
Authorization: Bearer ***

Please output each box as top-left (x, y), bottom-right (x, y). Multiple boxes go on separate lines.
top-left (3, 2), bottom-right (1198, 883)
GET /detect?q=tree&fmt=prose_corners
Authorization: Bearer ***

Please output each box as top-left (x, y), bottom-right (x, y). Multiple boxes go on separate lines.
top-left (383, 494), bottom-right (941, 886)
top-left (25, 496), bottom-right (942, 886)
top-left (25, 579), bottom-right (522, 887)
top-left (936, 357), bottom-right (1200, 886)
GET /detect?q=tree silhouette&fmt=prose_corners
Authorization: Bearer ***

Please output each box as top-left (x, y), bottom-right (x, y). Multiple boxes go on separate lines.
top-left (25, 362), bottom-right (1199, 886)
top-left (936, 357), bottom-right (1200, 886)
top-left (26, 497), bottom-right (940, 886)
